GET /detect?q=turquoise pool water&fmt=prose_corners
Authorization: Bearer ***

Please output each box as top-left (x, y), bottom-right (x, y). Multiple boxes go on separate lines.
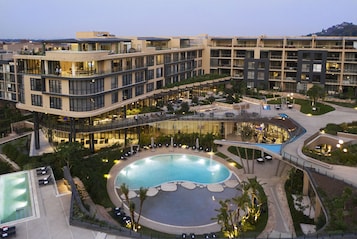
top-left (256, 143), bottom-right (282, 154)
top-left (115, 154), bottom-right (231, 190)
top-left (0, 171), bottom-right (32, 224)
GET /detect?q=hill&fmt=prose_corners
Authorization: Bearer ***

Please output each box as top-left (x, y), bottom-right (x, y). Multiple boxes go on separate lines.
top-left (308, 22), bottom-right (357, 36)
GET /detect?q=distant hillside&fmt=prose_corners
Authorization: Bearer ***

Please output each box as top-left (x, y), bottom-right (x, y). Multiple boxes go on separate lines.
top-left (308, 22), bottom-right (357, 36)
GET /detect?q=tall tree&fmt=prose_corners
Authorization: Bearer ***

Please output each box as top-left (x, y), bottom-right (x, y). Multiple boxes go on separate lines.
top-left (55, 142), bottom-right (86, 169)
top-left (307, 84), bottom-right (325, 106)
top-left (135, 187), bottom-right (148, 229)
top-left (119, 183), bottom-right (135, 229)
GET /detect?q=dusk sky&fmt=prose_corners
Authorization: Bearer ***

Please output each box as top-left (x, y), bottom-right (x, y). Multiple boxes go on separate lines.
top-left (1, 0), bottom-right (357, 39)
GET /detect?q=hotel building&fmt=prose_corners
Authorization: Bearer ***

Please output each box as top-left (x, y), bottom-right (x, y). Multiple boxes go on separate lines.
top-left (4, 32), bottom-right (357, 151)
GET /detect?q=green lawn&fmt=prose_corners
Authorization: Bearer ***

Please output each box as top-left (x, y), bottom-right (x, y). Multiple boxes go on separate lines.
top-left (326, 101), bottom-right (357, 108)
top-left (267, 98), bottom-right (335, 115)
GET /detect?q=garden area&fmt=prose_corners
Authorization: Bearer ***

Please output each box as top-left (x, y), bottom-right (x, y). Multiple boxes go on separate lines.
top-left (303, 121), bottom-right (357, 166)
top-left (284, 167), bottom-right (357, 236)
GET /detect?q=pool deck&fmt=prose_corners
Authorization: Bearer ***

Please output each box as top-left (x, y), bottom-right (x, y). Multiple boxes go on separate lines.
top-left (107, 147), bottom-right (243, 235)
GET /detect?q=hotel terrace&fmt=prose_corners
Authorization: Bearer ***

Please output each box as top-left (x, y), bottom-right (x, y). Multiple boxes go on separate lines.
top-left (1, 32), bottom-right (357, 151)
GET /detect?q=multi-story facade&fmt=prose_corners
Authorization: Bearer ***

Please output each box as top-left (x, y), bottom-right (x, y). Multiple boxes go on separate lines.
top-left (5, 32), bottom-right (357, 151)
top-left (208, 35), bottom-right (357, 94)
top-left (12, 32), bottom-right (211, 150)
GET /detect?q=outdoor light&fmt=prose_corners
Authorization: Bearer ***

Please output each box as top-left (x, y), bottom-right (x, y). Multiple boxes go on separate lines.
top-left (336, 144), bottom-right (341, 148)
top-left (343, 148), bottom-right (348, 153)
top-left (338, 139), bottom-right (344, 145)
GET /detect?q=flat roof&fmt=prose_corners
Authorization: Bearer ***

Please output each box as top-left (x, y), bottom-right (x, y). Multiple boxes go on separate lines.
top-left (137, 37), bottom-right (170, 41)
top-left (211, 37), bottom-right (233, 40)
top-left (40, 38), bottom-right (132, 44)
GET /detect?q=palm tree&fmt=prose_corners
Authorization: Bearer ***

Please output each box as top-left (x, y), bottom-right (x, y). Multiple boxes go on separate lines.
top-left (119, 183), bottom-right (135, 229)
top-left (136, 187), bottom-right (148, 229)
top-left (213, 199), bottom-right (239, 238)
top-left (241, 177), bottom-right (264, 224)
top-left (120, 183), bottom-right (130, 204)
top-left (129, 201), bottom-right (136, 230)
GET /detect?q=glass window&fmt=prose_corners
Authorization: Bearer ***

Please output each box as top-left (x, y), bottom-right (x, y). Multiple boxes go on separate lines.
top-left (173, 53), bottom-right (179, 61)
top-left (112, 59), bottom-right (122, 72)
top-left (122, 88), bottom-right (132, 100)
top-left (111, 76), bottom-right (118, 89)
top-left (156, 55), bottom-right (164, 64)
top-left (247, 71), bottom-right (255, 79)
top-left (146, 82), bottom-right (154, 92)
top-left (31, 94), bottom-right (42, 106)
top-left (164, 54), bottom-right (171, 63)
top-left (135, 57), bottom-right (144, 68)
top-left (302, 64), bottom-right (310, 72)
top-left (125, 58), bottom-right (132, 70)
top-left (69, 78), bottom-right (104, 95)
top-left (70, 95), bottom-right (104, 112)
top-left (122, 73), bottom-right (132, 86)
top-left (302, 53), bottom-right (310, 60)
top-left (135, 85), bottom-right (144, 96)
top-left (30, 78), bottom-right (43, 91)
top-left (248, 62), bottom-right (255, 69)
top-left (135, 71), bottom-right (145, 83)
top-left (147, 70), bottom-right (154, 80)
top-left (147, 55), bottom-right (154, 66)
top-left (156, 80), bottom-right (163, 89)
top-left (156, 67), bottom-right (163, 78)
top-left (49, 79), bottom-right (61, 93)
top-left (25, 59), bottom-right (41, 74)
top-left (313, 64), bottom-right (322, 72)
top-left (112, 92), bottom-right (118, 103)
top-left (50, 96), bottom-right (62, 109)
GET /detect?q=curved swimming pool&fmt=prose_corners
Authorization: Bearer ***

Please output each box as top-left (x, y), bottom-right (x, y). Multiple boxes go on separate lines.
top-left (115, 154), bottom-right (231, 190)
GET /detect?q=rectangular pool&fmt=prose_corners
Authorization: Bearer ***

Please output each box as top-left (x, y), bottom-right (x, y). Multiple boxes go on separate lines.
top-left (0, 171), bottom-right (33, 224)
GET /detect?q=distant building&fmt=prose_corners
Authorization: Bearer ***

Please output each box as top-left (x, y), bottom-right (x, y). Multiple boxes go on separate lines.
top-left (208, 35), bottom-right (357, 95)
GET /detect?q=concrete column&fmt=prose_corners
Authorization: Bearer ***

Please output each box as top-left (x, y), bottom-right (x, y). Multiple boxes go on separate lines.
top-left (314, 199), bottom-right (322, 222)
top-left (303, 171), bottom-right (309, 196)
top-left (88, 117), bottom-right (94, 153)
top-left (137, 126), bottom-right (141, 146)
top-left (275, 160), bottom-right (281, 176)
top-left (221, 122), bottom-right (225, 138)
top-left (69, 117), bottom-right (76, 142)
top-left (123, 105), bottom-right (128, 147)
top-left (34, 112), bottom-right (40, 150)
top-left (71, 62), bottom-right (75, 76)
top-left (89, 133), bottom-right (94, 153)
